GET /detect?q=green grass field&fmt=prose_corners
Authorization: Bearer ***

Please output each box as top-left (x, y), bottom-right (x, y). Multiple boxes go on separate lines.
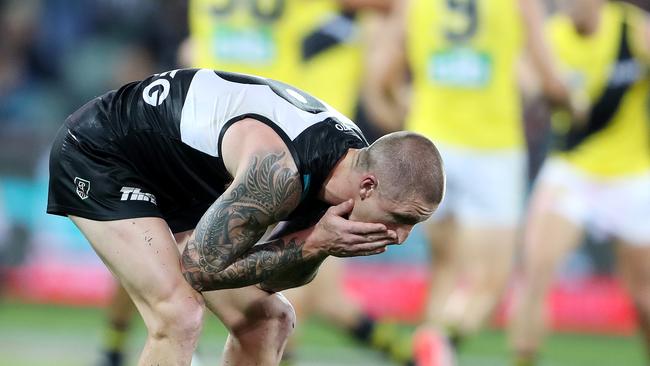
top-left (0, 300), bottom-right (645, 366)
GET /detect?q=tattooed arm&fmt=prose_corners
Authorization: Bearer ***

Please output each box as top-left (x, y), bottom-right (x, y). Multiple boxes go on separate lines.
top-left (184, 227), bottom-right (324, 292)
top-left (183, 198), bottom-right (399, 292)
top-left (181, 149), bottom-right (302, 291)
top-left (181, 120), bottom-right (396, 292)
top-left (189, 205), bottom-right (326, 292)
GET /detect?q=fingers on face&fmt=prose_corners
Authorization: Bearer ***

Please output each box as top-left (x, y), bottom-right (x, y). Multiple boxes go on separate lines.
top-left (348, 241), bottom-right (392, 254)
top-left (336, 239), bottom-right (393, 257)
top-left (345, 222), bottom-right (388, 235)
top-left (328, 199), bottom-right (354, 216)
top-left (347, 233), bottom-right (395, 244)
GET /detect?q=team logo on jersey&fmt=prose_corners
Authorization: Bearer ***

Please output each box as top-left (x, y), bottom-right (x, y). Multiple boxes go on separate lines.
top-left (143, 79), bottom-right (171, 106)
top-left (74, 177), bottom-right (90, 200)
top-left (120, 187), bottom-right (157, 205)
top-left (142, 70), bottom-right (179, 106)
top-left (334, 123), bottom-right (353, 132)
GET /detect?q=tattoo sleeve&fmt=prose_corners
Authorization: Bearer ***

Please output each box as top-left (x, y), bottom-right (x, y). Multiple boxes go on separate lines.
top-left (181, 151), bottom-right (302, 291)
top-left (185, 231), bottom-right (326, 292)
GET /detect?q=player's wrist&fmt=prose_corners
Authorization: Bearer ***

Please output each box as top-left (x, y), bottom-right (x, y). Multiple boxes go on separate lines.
top-left (301, 228), bottom-right (329, 261)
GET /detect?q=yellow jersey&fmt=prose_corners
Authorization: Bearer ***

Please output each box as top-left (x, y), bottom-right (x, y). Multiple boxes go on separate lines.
top-left (298, 12), bottom-right (363, 120)
top-left (405, 0), bottom-right (525, 149)
top-left (548, 3), bottom-right (650, 177)
top-left (189, 0), bottom-right (362, 117)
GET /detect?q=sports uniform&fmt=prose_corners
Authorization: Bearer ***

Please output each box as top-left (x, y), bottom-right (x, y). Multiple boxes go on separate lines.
top-left (47, 68), bottom-right (368, 233)
top-left (189, 0), bottom-right (362, 118)
top-left (405, 0), bottom-right (526, 226)
top-left (539, 2), bottom-right (650, 244)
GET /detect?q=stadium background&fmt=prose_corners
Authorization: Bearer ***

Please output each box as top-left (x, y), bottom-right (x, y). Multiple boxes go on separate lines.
top-left (0, 0), bottom-right (646, 365)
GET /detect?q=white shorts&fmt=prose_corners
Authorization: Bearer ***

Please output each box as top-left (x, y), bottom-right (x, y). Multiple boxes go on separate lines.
top-left (537, 158), bottom-right (650, 245)
top-left (431, 143), bottom-right (526, 227)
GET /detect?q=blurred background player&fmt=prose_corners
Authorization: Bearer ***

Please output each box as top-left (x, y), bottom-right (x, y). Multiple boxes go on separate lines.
top-left (366, 0), bottom-right (573, 364)
top-left (97, 1), bottom-right (408, 365)
top-left (509, 0), bottom-right (650, 365)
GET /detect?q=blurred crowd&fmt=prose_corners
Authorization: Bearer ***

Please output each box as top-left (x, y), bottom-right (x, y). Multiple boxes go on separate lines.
top-left (0, 0), bottom-right (187, 275)
top-left (0, 0), bottom-right (186, 175)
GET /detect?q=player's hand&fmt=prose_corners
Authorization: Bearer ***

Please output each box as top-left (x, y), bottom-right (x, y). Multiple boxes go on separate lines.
top-left (544, 75), bottom-right (590, 126)
top-left (304, 199), bottom-right (398, 259)
top-left (544, 74), bottom-right (572, 107)
top-left (568, 88), bottom-right (590, 128)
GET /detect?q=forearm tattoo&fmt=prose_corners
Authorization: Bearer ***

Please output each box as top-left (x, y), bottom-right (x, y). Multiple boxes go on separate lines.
top-left (195, 236), bottom-right (312, 291)
top-left (181, 152), bottom-right (301, 291)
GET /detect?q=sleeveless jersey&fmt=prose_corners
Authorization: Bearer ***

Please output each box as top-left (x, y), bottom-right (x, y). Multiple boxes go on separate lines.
top-left (68, 68), bottom-right (367, 219)
top-left (189, 0), bottom-right (363, 117)
top-left (405, 0), bottom-right (524, 149)
top-left (548, 3), bottom-right (650, 177)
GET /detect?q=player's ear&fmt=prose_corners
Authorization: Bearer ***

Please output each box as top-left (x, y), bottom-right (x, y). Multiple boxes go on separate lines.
top-left (359, 175), bottom-right (377, 200)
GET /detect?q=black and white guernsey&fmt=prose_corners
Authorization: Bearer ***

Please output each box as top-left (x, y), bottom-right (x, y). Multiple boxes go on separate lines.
top-left (47, 68), bottom-right (368, 232)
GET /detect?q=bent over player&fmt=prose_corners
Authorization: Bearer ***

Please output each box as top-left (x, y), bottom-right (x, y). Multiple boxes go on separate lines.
top-left (47, 68), bottom-right (445, 366)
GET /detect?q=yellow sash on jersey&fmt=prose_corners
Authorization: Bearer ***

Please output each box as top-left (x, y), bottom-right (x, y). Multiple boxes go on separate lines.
top-left (548, 3), bottom-right (650, 177)
top-left (405, 0), bottom-right (524, 149)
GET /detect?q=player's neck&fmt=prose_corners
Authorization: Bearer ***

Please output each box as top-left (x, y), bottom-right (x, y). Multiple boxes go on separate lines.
top-left (572, 3), bottom-right (604, 36)
top-left (319, 149), bottom-right (360, 204)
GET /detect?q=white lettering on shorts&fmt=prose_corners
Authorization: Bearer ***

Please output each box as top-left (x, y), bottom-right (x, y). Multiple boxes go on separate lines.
top-left (120, 187), bottom-right (157, 205)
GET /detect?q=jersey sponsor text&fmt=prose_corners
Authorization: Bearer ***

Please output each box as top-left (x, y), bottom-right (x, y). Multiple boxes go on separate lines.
top-left (120, 187), bottom-right (157, 205)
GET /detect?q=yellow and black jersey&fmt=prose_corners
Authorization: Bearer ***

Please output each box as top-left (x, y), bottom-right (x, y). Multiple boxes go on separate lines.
top-left (189, 0), bottom-right (363, 117)
top-left (405, 0), bottom-right (525, 149)
top-left (548, 3), bottom-right (650, 177)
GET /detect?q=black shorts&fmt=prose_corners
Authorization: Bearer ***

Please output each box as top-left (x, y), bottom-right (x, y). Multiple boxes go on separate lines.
top-left (47, 99), bottom-right (215, 233)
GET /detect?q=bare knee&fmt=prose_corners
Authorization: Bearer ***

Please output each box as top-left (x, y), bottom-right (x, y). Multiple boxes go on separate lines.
top-left (268, 294), bottom-right (296, 337)
top-left (146, 288), bottom-right (205, 343)
top-left (230, 293), bottom-right (296, 342)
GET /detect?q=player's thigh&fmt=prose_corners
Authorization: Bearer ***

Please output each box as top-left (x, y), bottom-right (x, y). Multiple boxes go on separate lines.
top-left (523, 160), bottom-right (586, 272)
top-left (459, 226), bottom-right (518, 281)
top-left (286, 258), bottom-right (347, 313)
top-left (202, 286), bottom-right (294, 331)
top-left (617, 242), bottom-right (650, 294)
top-left (280, 258), bottom-right (339, 317)
top-left (423, 215), bottom-right (459, 256)
top-left (614, 177), bottom-right (650, 295)
top-left (598, 170), bottom-right (650, 248)
top-left (71, 216), bottom-right (196, 305)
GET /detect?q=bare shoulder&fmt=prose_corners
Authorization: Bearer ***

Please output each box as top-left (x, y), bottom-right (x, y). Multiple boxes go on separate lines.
top-left (221, 117), bottom-right (298, 178)
top-left (220, 118), bottom-right (302, 222)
